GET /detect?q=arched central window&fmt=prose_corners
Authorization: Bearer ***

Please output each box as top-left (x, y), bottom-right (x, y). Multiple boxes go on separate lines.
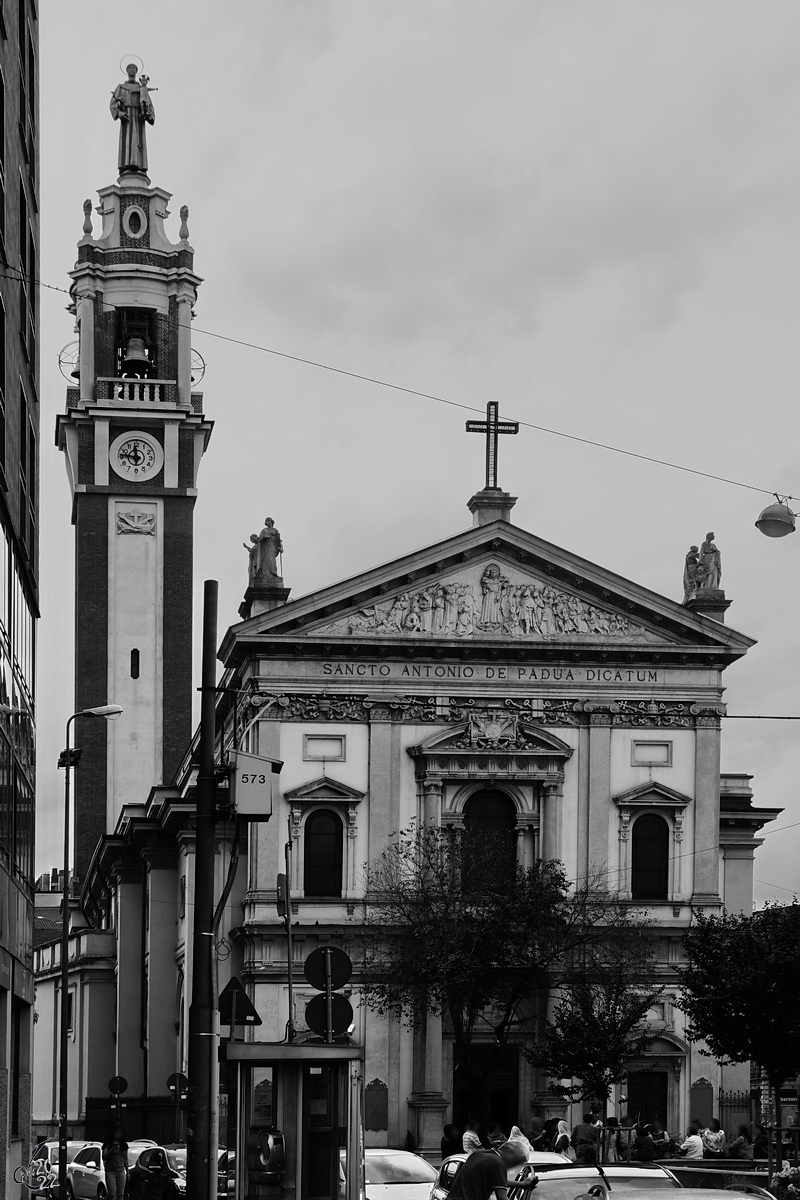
top-left (304, 809), bottom-right (344, 898)
top-left (631, 813), bottom-right (669, 900)
top-left (463, 789), bottom-right (516, 884)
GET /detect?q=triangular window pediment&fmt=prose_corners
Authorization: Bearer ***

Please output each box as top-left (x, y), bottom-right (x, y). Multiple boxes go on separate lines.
top-left (612, 781), bottom-right (692, 809)
top-left (283, 775), bottom-right (365, 803)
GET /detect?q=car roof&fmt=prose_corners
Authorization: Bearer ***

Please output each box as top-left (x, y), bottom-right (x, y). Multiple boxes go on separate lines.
top-left (537, 1167), bottom-right (674, 1178)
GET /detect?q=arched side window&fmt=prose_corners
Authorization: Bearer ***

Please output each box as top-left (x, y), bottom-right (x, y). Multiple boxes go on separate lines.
top-left (463, 789), bottom-right (517, 883)
top-left (631, 813), bottom-right (669, 900)
top-left (304, 808), bottom-right (344, 898)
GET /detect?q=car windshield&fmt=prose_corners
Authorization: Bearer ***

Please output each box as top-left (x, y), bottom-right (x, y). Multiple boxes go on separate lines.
top-left (166, 1150), bottom-right (187, 1173)
top-left (533, 1177), bottom-right (677, 1200)
top-left (364, 1155), bottom-right (438, 1184)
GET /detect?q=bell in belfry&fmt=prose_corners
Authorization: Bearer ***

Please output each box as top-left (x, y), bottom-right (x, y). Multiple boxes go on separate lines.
top-left (122, 336), bottom-right (150, 377)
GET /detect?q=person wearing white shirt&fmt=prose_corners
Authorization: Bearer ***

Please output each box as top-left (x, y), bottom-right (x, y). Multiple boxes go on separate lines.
top-left (679, 1124), bottom-right (704, 1160)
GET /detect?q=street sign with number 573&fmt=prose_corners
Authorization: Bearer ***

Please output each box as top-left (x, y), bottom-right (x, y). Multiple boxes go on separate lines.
top-left (231, 751), bottom-right (282, 820)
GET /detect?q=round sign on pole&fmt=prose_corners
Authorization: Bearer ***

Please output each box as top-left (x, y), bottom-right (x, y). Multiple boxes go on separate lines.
top-left (108, 1076), bottom-right (128, 1096)
top-left (304, 946), bottom-right (352, 991)
top-left (305, 993), bottom-right (354, 1039)
top-left (167, 1072), bottom-right (189, 1095)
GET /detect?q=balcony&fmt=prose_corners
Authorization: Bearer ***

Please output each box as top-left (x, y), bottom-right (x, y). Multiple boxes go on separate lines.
top-left (96, 378), bottom-right (178, 405)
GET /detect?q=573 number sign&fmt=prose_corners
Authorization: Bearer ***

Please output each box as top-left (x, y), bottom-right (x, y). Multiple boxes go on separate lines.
top-left (231, 751), bottom-right (283, 821)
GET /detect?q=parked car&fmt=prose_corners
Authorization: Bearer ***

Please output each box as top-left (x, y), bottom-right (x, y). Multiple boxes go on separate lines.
top-left (127, 1147), bottom-right (187, 1198)
top-left (431, 1152), bottom-right (571, 1200)
top-left (29, 1142), bottom-right (93, 1199)
top-left (505, 1164), bottom-right (683, 1200)
top-left (340, 1149), bottom-right (438, 1200)
top-left (558, 1191), bottom-right (766, 1200)
top-left (66, 1145), bottom-right (106, 1200)
top-left (217, 1148), bottom-right (235, 1199)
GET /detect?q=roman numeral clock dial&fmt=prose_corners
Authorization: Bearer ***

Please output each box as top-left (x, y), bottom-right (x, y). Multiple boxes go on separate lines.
top-left (109, 431), bottom-right (164, 482)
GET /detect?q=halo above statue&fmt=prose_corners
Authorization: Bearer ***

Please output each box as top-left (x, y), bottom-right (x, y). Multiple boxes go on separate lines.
top-left (118, 54), bottom-right (144, 75)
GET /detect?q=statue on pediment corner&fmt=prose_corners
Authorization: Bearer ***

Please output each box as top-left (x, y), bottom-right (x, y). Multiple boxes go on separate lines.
top-left (698, 532), bottom-right (722, 591)
top-left (244, 517), bottom-right (283, 586)
top-left (682, 545), bottom-right (703, 602)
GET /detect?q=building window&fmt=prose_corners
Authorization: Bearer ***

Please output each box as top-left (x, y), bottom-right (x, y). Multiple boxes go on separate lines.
top-left (631, 813), bottom-right (669, 900)
top-left (304, 808), bottom-right (343, 898)
top-left (303, 734), bottom-right (345, 762)
top-left (631, 740), bottom-right (672, 767)
top-left (463, 789), bottom-right (516, 883)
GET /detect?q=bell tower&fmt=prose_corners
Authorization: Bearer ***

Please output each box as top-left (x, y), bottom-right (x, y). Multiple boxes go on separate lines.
top-left (57, 66), bottom-right (213, 878)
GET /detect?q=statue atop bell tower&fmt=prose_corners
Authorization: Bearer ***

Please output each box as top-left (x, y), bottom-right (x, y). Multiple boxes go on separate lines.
top-left (56, 64), bottom-right (213, 878)
top-left (110, 63), bottom-right (156, 176)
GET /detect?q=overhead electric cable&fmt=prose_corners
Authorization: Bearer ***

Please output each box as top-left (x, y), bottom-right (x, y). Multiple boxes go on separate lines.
top-left (9, 262), bottom-right (796, 499)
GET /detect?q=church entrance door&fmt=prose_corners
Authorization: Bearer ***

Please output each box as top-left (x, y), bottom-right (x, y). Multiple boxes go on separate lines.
top-left (626, 1070), bottom-right (668, 1126)
top-left (453, 1044), bottom-right (519, 1135)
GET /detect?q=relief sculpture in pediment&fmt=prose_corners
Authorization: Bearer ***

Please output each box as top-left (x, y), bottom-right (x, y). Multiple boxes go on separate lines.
top-left (320, 563), bottom-right (642, 640)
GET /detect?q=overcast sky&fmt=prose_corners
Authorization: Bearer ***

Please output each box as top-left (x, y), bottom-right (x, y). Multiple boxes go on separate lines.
top-left (36, 1), bottom-right (800, 901)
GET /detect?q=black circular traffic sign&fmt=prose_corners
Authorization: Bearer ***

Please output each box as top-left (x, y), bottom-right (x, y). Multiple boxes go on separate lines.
top-left (305, 993), bottom-right (354, 1039)
top-left (108, 1076), bottom-right (128, 1095)
top-left (304, 946), bottom-right (352, 991)
top-left (167, 1073), bottom-right (189, 1094)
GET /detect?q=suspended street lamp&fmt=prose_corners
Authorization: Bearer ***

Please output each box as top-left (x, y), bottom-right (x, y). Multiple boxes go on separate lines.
top-left (755, 497), bottom-right (797, 538)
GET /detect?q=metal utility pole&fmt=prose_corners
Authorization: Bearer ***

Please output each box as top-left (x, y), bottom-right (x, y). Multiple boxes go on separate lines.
top-left (187, 580), bottom-right (219, 1200)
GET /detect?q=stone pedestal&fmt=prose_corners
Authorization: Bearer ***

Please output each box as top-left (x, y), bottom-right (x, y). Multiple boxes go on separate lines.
top-left (409, 1008), bottom-right (448, 1157)
top-left (239, 583), bottom-right (291, 619)
top-left (467, 488), bottom-right (517, 526)
top-left (685, 589), bottom-right (731, 623)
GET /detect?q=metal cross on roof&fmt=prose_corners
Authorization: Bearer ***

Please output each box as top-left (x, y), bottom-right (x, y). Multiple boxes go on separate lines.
top-left (466, 401), bottom-right (519, 490)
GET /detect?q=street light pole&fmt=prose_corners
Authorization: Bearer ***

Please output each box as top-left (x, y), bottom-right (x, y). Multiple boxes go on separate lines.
top-left (57, 704), bottom-right (123, 1200)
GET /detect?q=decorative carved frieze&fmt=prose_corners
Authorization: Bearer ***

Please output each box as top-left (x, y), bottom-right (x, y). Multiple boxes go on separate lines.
top-left (244, 691), bottom-right (724, 729)
top-left (314, 562), bottom-right (644, 642)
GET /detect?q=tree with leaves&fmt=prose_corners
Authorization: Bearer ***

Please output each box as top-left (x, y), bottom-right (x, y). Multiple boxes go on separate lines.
top-left (679, 901), bottom-right (800, 1131)
top-left (362, 821), bottom-right (653, 1103)
top-left (524, 948), bottom-right (660, 1114)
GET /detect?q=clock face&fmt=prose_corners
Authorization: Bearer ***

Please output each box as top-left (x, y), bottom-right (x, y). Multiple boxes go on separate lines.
top-left (109, 431), bottom-right (164, 482)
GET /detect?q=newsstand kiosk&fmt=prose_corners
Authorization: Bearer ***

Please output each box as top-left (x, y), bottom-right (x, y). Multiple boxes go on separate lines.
top-left (224, 1039), bottom-right (365, 1200)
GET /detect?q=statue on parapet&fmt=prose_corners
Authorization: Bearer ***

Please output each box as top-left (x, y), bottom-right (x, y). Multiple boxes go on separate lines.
top-left (244, 518), bottom-right (283, 586)
top-left (110, 63), bottom-right (156, 175)
top-left (699, 531), bottom-right (721, 591)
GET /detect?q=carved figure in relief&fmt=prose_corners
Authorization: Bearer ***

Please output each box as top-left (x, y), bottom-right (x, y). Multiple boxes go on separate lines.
top-left (117, 508), bottom-right (156, 535)
top-left (319, 562), bottom-right (636, 640)
top-left (699, 532), bottom-right (721, 590)
top-left (244, 517), bottom-right (283, 585)
top-left (110, 64), bottom-right (156, 175)
top-left (479, 565), bottom-right (504, 626)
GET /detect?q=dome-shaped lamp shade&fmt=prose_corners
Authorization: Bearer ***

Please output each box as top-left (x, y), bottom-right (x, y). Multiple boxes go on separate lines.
top-left (755, 502), bottom-right (797, 538)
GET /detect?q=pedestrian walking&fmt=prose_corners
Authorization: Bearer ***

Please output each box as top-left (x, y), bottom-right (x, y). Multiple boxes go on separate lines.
top-left (448, 1141), bottom-right (539, 1200)
top-left (553, 1121), bottom-right (575, 1159)
top-left (101, 1125), bottom-right (129, 1200)
top-left (528, 1119), bottom-right (547, 1152)
top-left (508, 1126), bottom-right (533, 1159)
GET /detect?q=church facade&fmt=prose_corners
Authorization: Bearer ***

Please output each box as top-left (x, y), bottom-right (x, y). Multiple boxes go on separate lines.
top-left (210, 486), bottom-right (778, 1151)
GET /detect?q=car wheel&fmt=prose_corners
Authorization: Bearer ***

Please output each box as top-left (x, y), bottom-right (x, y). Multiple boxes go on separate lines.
top-left (66, 1185), bottom-right (75, 1200)
top-left (97, 1185), bottom-right (107, 1200)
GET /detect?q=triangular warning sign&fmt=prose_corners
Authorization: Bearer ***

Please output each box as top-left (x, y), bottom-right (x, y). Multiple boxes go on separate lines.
top-left (219, 976), bottom-right (262, 1027)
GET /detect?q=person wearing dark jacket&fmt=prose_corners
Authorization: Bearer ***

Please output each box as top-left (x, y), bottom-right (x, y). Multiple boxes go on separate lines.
top-left (101, 1126), bottom-right (129, 1200)
top-left (442, 1125), bottom-right (463, 1160)
top-left (449, 1143), bottom-right (538, 1200)
top-left (632, 1124), bottom-right (656, 1162)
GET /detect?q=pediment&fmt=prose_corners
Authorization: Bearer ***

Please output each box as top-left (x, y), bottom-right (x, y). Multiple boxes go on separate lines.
top-left (410, 717), bottom-right (573, 759)
top-left (283, 775), bottom-right (365, 802)
top-left (222, 520), bottom-right (755, 662)
top-left (612, 781), bottom-right (692, 808)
